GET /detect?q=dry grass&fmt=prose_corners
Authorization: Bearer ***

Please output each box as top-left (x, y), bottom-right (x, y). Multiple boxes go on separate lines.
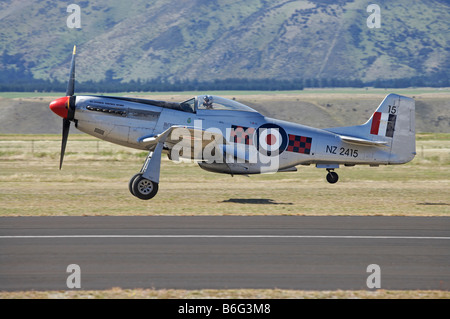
top-left (0, 133), bottom-right (449, 217)
top-left (1, 288), bottom-right (449, 299)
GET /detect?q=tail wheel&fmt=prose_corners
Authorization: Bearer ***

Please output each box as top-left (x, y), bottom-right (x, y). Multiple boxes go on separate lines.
top-left (326, 171), bottom-right (339, 184)
top-left (132, 175), bottom-right (159, 200)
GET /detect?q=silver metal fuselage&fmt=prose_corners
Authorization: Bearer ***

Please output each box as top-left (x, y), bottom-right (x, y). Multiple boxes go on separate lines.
top-left (72, 94), bottom-right (414, 175)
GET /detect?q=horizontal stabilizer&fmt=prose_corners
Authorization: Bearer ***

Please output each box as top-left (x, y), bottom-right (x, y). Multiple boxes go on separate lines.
top-left (338, 135), bottom-right (388, 147)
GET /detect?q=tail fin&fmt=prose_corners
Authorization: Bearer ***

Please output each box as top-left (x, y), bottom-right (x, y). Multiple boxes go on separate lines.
top-left (326, 94), bottom-right (416, 164)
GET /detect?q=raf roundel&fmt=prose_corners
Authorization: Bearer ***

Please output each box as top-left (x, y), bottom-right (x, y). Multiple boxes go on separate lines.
top-left (255, 123), bottom-right (288, 156)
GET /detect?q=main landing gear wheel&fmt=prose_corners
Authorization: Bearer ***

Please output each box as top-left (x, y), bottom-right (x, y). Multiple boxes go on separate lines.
top-left (128, 173), bottom-right (142, 196)
top-left (326, 170), bottom-right (339, 184)
top-left (131, 174), bottom-right (159, 200)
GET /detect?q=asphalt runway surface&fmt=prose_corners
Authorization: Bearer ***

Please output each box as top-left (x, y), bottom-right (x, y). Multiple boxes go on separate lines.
top-left (1, 216), bottom-right (449, 291)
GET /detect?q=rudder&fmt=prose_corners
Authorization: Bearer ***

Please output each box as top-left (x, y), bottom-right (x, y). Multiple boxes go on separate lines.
top-left (366, 94), bottom-right (416, 163)
top-left (326, 94), bottom-right (416, 164)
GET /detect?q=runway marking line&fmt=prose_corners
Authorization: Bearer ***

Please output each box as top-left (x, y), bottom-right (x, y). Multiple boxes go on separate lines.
top-left (1, 235), bottom-right (450, 240)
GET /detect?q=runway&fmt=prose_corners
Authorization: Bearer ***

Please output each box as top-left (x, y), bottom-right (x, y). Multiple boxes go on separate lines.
top-left (1, 216), bottom-right (449, 291)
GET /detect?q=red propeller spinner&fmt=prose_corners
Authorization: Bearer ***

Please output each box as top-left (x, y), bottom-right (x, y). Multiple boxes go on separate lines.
top-left (49, 96), bottom-right (69, 119)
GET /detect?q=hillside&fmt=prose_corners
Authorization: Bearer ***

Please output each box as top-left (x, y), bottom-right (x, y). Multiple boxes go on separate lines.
top-left (0, 0), bottom-right (449, 84)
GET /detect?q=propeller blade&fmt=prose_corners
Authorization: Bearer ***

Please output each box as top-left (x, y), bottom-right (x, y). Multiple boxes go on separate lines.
top-left (66, 45), bottom-right (76, 97)
top-left (67, 95), bottom-right (76, 121)
top-left (60, 118), bottom-right (71, 169)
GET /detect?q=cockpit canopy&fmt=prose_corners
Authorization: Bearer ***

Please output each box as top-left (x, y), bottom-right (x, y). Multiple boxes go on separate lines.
top-left (180, 95), bottom-right (258, 113)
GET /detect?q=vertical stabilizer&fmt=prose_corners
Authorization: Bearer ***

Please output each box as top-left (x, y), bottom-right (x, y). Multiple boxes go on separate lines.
top-left (326, 94), bottom-right (416, 164)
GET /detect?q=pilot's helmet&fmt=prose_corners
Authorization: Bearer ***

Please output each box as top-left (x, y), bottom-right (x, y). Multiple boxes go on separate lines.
top-left (204, 95), bottom-right (213, 103)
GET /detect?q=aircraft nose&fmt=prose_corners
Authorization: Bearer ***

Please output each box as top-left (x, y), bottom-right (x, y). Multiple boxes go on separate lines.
top-left (49, 96), bottom-right (69, 119)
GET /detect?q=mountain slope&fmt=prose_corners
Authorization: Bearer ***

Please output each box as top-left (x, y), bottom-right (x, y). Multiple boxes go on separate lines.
top-left (0, 0), bottom-right (449, 83)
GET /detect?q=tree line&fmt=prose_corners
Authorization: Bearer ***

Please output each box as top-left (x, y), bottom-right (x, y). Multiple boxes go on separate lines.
top-left (0, 68), bottom-right (448, 92)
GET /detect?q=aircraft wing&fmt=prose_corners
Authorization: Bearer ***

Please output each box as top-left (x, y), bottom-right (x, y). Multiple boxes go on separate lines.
top-left (138, 126), bottom-right (226, 160)
top-left (137, 126), bottom-right (180, 149)
top-left (337, 135), bottom-right (389, 147)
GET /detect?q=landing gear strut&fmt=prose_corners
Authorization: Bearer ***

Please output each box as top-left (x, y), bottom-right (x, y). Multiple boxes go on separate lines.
top-left (129, 133), bottom-right (168, 200)
top-left (129, 152), bottom-right (160, 200)
top-left (326, 169), bottom-right (339, 184)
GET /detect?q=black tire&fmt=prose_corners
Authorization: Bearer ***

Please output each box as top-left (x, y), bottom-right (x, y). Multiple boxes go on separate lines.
top-left (326, 171), bottom-right (339, 184)
top-left (128, 173), bottom-right (142, 196)
top-left (132, 175), bottom-right (159, 200)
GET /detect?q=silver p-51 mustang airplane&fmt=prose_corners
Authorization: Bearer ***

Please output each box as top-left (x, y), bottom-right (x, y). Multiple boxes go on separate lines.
top-left (50, 47), bottom-right (416, 200)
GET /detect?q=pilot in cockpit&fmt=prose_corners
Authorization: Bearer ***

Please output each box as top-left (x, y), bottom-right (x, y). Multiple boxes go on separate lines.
top-left (203, 95), bottom-right (213, 109)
